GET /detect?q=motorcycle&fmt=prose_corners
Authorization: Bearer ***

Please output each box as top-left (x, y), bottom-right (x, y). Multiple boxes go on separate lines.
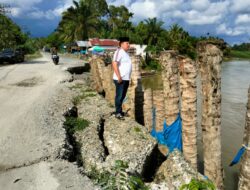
top-left (52, 54), bottom-right (59, 65)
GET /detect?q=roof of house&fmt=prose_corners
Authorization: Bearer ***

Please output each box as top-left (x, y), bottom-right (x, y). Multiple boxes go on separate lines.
top-left (89, 38), bottom-right (119, 47)
top-left (76, 41), bottom-right (91, 47)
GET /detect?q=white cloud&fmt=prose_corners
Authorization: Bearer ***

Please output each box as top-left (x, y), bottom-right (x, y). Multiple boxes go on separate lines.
top-left (107, 0), bottom-right (132, 7)
top-left (190, 0), bottom-right (210, 11)
top-left (235, 14), bottom-right (250, 24)
top-left (174, 10), bottom-right (222, 25)
top-left (1, 0), bottom-right (43, 7)
top-left (128, 0), bottom-right (184, 21)
top-left (173, 1), bottom-right (229, 25)
top-left (53, 0), bottom-right (73, 16)
top-left (9, 7), bottom-right (22, 17)
top-left (130, 0), bottom-right (157, 19)
top-left (216, 24), bottom-right (245, 36)
top-left (28, 9), bottom-right (58, 20)
top-left (230, 0), bottom-right (250, 13)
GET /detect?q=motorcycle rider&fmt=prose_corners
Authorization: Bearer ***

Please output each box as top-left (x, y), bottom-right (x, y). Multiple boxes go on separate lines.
top-left (51, 46), bottom-right (59, 64)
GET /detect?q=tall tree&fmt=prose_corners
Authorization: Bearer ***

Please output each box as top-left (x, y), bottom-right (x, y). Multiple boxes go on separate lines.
top-left (168, 24), bottom-right (189, 49)
top-left (0, 13), bottom-right (27, 49)
top-left (107, 5), bottom-right (133, 39)
top-left (144, 17), bottom-right (164, 46)
top-left (57, 0), bottom-right (108, 42)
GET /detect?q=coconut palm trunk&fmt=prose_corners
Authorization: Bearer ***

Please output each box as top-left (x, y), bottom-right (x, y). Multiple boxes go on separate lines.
top-left (143, 88), bottom-right (153, 132)
top-left (125, 55), bottom-right (144, 123)
top-left (153, 90), bottom-right (168, 155)
top-left (102, 62), bottom-right (115, 105)
top-left (89, 56), bottom-right (104, 93)
top-left (160, 51), bottom-right (179, 125)
top-left (238, 86), bottom-right (250, 190)
top-left (197, 42), bottom-right (224, 190)
top-left (179, 56), bottom-right (198, 169)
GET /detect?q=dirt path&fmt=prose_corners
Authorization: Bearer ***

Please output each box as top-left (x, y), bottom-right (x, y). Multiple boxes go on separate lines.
top-left (0, 53), bottom-right (96, 190)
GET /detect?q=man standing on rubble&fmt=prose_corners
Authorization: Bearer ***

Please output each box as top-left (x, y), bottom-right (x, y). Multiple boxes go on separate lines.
top-left (112, 37), bottom-right (132, 120)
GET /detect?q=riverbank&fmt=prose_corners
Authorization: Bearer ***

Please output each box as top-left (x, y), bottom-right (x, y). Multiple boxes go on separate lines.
top-left (224, 50), bottom-right (250, 61)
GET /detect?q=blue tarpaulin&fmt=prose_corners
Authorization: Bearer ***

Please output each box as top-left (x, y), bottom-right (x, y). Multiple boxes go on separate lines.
top-left (229, 145), bottom-right (247, 166)
top-left (151, 108), bottom-right (182, 155)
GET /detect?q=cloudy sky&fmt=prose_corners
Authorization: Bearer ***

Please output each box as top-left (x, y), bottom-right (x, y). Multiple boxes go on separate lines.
top-left (2, 0), bottom-right (250, 44)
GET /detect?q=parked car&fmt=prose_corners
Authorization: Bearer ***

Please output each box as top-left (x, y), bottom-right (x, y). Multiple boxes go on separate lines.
top-left (0, 49), bottom-right (25, 64)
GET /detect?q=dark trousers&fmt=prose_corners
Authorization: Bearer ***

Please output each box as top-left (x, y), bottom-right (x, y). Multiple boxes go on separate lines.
top-left (114, 80), bottom-right (130, 114)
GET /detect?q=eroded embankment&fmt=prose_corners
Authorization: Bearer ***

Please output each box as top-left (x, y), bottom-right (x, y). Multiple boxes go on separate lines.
top-left (63, 73), bottom-right (207, 190)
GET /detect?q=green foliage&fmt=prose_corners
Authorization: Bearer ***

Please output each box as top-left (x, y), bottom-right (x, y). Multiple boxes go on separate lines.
top-left (232, 43), bottom-right (250, 51)
top-left (72, 89), bottom-right (97, 105)
top-left (57, 0), bottom-right (108, 41)
top-left (64, 117), bottom-right (89, 135)
top-left (108, 5), bottom-right (134, 39)
top-left (48, 0), bottom-right (227, 60)
top-left (180, 178), bottom-right (216, 190)
top-left (0, 13), bottom-right (28, 50)
top-left (228, 50), bottom-right (250, 59)
top-left (18, 38), bottom-right (39, 54)
top-left (142, 55), bottom-right (161, 71)
top-left (25, 51), bottom-right (42, 60)
top-left (88, 160), bottom-right (149, 190)
top-left (134, 127), bottom-right (141, 133)
top-left (46, 32), bottom-right (63, 49)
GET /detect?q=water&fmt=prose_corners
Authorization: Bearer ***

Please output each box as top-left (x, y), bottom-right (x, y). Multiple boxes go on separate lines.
top-left (141, 60), bottom-right (250, 190)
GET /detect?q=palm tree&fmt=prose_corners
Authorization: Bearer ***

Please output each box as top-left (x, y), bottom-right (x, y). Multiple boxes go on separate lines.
top-left (107, 5), bottom-right (133, 38)
top-left (168, 24), bottom-right (189, 50)
top-left (57, 0), bottom-right (108, 41)
top-left (144, 17), bottom-right (164, 46)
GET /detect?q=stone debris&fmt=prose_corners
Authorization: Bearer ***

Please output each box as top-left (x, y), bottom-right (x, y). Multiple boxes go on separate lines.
top-left (67, 62), bottom-right (207, 190)
top-left (103, 115), bottom-right (157, 175)
top-left (155, 150), bottom-right (205, 190)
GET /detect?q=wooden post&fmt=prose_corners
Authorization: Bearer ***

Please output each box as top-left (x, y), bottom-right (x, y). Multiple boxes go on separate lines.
top-left (179, 56), bottom-right (198, 169)
top-left (197, 42), bottom-right (224, 190)
top-left (238, 86), bottom-right (250, 190)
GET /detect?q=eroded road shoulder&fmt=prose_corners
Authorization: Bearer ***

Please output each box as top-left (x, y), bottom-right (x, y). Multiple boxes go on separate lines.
top-left (0, 54), bottom-right (96, 190)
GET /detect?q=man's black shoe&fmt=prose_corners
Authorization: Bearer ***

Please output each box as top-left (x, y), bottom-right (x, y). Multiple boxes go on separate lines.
top-left (115, 113), bottom-right (125, 120)
top-left (121, 111), bottom-right (129, 117)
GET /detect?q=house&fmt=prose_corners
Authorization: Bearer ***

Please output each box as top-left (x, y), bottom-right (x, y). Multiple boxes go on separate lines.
top-left (89, 38), bottom-right (119, 51)
top-left (66, 41), bottom-right (91, 54)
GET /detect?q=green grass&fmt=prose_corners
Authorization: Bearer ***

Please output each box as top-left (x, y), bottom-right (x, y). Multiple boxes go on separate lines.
top-left (228, 50), bottom-right (250, 59)
top-left (87, 160), bottom-right (149, 190)
top-left (180, 178), bottom-right (216, 190)
top-left (64, 117), bottom-right (90, 135)
top-left (25, 51), bottom-right (42, 60)
top-left (69, 83), bottom-right (83, 90)
top-left (72, 90), bottom-right (97, 105)
top-left (134, 126), bottom-right (142, 133)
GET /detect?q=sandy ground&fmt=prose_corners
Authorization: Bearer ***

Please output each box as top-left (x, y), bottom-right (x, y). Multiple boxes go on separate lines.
top-left (0, 53), bottom-right (96, 189)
